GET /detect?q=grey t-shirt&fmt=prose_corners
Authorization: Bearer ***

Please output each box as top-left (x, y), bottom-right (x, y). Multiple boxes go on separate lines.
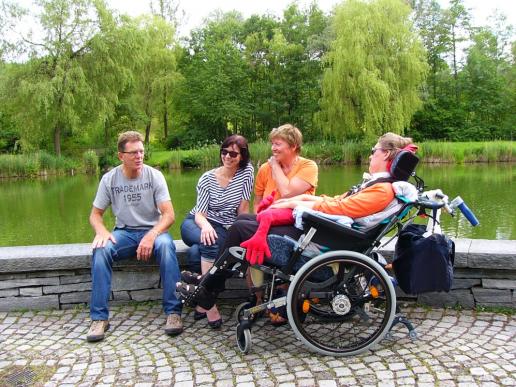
top-left (93, 165), bottom-right (171, 229)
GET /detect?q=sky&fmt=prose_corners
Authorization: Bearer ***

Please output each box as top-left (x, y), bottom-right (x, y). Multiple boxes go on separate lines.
top-left (107, 0), bottom-right (516, 38)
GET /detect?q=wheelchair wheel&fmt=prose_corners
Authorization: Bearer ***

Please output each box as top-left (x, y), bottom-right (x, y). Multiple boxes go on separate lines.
top-left (287, 250), bottom-right (396, 357)
top-left (236, 324), bottom-right (252, 354)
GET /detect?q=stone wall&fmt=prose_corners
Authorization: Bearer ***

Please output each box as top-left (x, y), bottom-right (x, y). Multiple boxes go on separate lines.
top-left (0, 238), bottom-right (515, 312)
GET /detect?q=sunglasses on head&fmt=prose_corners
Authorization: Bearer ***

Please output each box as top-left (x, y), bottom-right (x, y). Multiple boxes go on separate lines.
top-left (221, 149), bottom-right (240, 158)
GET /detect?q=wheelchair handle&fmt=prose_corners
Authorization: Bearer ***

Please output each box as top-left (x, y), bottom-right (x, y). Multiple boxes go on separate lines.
top-left (416, 198), bottom-right (446, 210)
top-left (449, 196), bottom-right (479, 226)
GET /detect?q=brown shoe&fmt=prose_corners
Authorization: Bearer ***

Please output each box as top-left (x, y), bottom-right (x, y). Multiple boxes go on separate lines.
top-left (86, 320), bottom-right (110, 342)
top-left (164, 314), bottom-right (183, 336)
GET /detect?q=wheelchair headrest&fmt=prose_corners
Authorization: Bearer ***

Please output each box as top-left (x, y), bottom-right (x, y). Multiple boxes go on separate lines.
top-left (390, 150), bottom-right (419, 181)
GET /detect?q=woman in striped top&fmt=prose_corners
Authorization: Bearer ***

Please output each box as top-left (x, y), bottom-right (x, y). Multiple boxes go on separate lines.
top-left (180, 135), bottom-right (254, 328)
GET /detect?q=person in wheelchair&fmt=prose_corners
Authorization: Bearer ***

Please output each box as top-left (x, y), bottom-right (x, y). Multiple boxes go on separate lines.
top-left (176, 132), bottom-right (418, 315)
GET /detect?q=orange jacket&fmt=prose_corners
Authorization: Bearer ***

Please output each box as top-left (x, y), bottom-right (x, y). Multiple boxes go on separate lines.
top-left (313, 182), bottom-right (395, 218)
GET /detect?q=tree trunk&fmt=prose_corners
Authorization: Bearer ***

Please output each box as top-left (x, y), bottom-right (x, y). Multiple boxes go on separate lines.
top-left (452, 26), bottom-right (459, 103)
top-left (163, 89), bottom-right (169, 139)
top-left (145, 121), bottom-right (151, 147)
top-left (54, 125), bottom-right (61, 157)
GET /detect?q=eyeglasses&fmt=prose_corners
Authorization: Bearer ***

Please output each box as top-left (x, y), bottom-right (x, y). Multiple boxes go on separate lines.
top-left (221, 149), bottom-right (240, 158)
top-left (371, 147), bottom-right (383, 155)
top-left (121, 150), bottom-right (145, 157)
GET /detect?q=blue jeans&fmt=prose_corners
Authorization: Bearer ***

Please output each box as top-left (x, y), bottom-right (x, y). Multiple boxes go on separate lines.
top-left (180, 214), bottom-right (228, 265)
top-left (90, 228), bottom-right (182, 320)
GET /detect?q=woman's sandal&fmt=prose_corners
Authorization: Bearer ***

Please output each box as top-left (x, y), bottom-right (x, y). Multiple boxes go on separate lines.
top-left (181, 271), bottom-right (202, 285)
top-left (193, 310), bottom-right (207, 321)
top-left (207, 318), bottom-right (223, 329)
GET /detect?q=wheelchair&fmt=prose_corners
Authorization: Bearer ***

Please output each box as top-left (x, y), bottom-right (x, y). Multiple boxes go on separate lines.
top-left (180, 152), bottom-right (465, 356)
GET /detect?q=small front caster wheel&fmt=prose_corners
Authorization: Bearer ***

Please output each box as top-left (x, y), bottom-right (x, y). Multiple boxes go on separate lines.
top-left (236, 324), bottom-right (252, 354)
top-left (408, 329), bottom-right (418, 341)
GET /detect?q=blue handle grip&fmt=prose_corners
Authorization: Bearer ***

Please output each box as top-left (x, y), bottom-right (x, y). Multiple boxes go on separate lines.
top-left (457, 202), bottom-right (479, 227)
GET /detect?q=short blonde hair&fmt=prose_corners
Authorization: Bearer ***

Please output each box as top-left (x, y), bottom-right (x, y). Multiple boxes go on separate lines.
top-left (269, 124), bottom-right (303, 154)
top-left (377, 132), bottom-right (414, 161)
top-left (117, 131), bottom-right (144, 152)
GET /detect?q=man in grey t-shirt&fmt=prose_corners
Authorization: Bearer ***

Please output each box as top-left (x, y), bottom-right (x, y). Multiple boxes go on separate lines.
top-left (86, 131), bottom-right (183, 342)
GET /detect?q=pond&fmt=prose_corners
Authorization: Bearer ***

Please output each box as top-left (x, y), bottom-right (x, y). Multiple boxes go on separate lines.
top-left (0, 163), bottom-right (513, 247)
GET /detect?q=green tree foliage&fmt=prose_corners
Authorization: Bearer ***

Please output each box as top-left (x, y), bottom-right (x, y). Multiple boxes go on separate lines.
top-left (319, 0), bottom-right (428, 140)
top-left (410, 2), bottom-right (515, 141)
top-left (174, 5), bottom-right (329, 145)
top-left (128, 15), bottom-right (181, 145)
top-left (460, 25), bottom-right (515, 140)
top-left (1, 0), bottom-right (514, 155)
top-left (0, 0), bottom-right (135, 156)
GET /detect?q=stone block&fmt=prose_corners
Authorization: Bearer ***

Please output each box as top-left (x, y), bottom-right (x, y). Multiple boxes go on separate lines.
top-left (0, 288), bottom-right (19, 297)
top-left (0, 273), bottom-right (27, 280)
top-left (0, 243), bottom-right (92, 273)
top-left (0, 240), bottom-right (189, 273)
top-left (19, 287), bottom-right (43, 296)
top-left (130, 289), bottom-right (162, 301)
top-left (477, 301), bottom-right (515, 308)
top-left (0, 277), bottom-right (59, 290)
top-left (60, 274), bottom-right (92, 285)
top-left (472, 288), bottom-right (512, 303)
top-left (468, 240), bottom-right (516, 269)
top-left (219, 289), bottom-right (250, 300)
top-left (394, 287), bottom-right (417, 300)
top-left (60, 291), bottom-right (91, 304)
top-left (0, 295), bottom-right (59, 311)
top-left (452, 238), bottom-right (472, 268)
top-left (113, 291), bottom-right (131, 301)
top-left (482, 279), bottom-right (516, 290)
top-left (451, 278), bottom-right (481, 289)
top-left (418, 289), bottom-right (474, 309)
top-left (454, 268), bottom-right (516, 279)
top-left (27, 271), bottom-right (75, 278)
top-left (43, 282), bottom-right (92, 294)
top-left (112, 272), bottom-right (160, 291)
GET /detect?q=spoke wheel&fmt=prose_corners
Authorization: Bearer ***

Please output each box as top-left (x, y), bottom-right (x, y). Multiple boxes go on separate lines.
top-left (287, 251), bottom-right (396, 356)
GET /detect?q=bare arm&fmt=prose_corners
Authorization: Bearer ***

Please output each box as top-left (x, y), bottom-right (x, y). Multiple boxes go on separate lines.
top-left (253, 195), bottom-right (262, 213)
top-left (136, 200), bottom-right (175, 261)
top-left (90, 206), bottom-right (116, 249)
top-left (269, 157), bottom-right (312, 198)
top-left (194, 211), bottom-right (218, 246)
top-left (238, 200), bottom-right (250, 215)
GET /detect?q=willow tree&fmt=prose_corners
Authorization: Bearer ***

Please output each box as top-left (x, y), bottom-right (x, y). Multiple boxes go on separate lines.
top-left (318, 0), bottom-right (428, 139)
top-left (0, 0), bottom-right (135, 156)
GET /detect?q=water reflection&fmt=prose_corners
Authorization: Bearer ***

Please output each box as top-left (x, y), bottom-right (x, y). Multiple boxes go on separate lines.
top-left (0, 163), bottom-right (513, 246)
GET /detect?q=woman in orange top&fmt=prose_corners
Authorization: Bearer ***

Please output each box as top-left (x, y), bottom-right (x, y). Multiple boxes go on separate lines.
top-left (254, 124), bottom-right (318, 212)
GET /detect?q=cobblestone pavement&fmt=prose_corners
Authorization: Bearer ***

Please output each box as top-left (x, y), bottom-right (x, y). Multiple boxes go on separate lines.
top-left (0, 302), bottom-right (514, 386)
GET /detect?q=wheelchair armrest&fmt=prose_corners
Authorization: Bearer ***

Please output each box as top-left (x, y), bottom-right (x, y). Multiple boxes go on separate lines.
top-left (301, 212), bottom-right (371, 240)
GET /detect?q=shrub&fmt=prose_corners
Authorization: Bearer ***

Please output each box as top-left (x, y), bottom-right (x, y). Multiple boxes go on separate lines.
top-left (180, 153), bottom-right (201, 169)
top-left (82, 150), bottom-right (99, 174)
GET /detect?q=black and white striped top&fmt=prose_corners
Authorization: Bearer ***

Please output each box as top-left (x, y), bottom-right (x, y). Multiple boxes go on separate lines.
top-left (190, 163), bottom-right (254, 226)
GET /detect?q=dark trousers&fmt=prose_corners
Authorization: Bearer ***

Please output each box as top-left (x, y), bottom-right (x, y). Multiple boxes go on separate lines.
top-left (218, 214), bottom-right (302, 256)
top-left (197, 214), bottom-right (303, 302)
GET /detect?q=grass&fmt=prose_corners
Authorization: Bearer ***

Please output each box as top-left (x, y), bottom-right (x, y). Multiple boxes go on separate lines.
top-left (0, 151), bottom-right (79, 178)
top-left (475, 305), bottom-right (515, 315)
top-left (419, 141), bottom-right (514, 163)
top-left (1, 140), bottom-right (513, 177)
top-left (147, 140), bottom-right (515, 170)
